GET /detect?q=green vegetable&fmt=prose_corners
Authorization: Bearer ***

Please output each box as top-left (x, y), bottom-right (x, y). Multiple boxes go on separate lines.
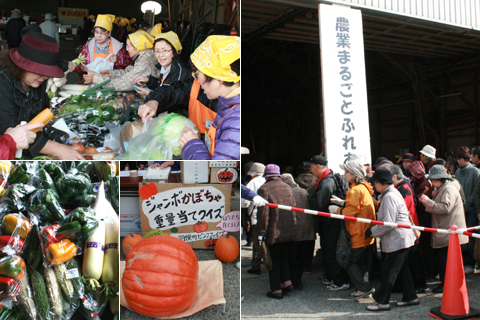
top-left (28, 189), bottom-right (65, 222)
top-left (76, 194), bottom-right (96, 207)
top-left (18, 272), bottom-right (37, 320)
top-left (44, 267), bottom-right (63, 317)
top-left (32, 169), bottom-right (56, 191)
top-left (1, 184), bottom-right (35, 212)
top-left (83, 79), bottom-right (111, 95)
top-left (8, 165), bottom-right (30, 184)
top-left (57, 207), bottom-right (98, 241)
top-left (66, 258), bottom-right (84, 298)
top-left (54, 263), bottom-right (75, 302)
top-left (31, 270), bottom-right (51, 320)
top-left (101, 105), bottom-right (116, 121)
top-left (22, 224), bottom-right (42, 271)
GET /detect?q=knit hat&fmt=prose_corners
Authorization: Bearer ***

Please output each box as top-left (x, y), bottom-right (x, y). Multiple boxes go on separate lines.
top-left (339, 160), bottom-right (366, 180)
top-left (11, 9), bottom-right (21, 19)
top-left (420, 145), bottom-right (436, 159)
top-left (150, 23), bottom-right (163, 37)
top-left (95, 14), bottom-right (115, 32)
top-left (247, 163), bottom-right (265, 176)
top-left (402, 153), bottom-right (416, 163)
top-left (154, 31), bottom-right (182, 53)
top-left (377, 160), bottom-right (394, 170)
top-left (10, 33), bottom-right (64, 78)
top-left (373, 157), bottom-right (388, 169)
top-left (128, 30), bottom-right (154, 51)
top-left (191, 35), bottom-right (240, 83)
top-left (263, 164), bottom-right (281, 178)
top-left (428, 165), bottom-right (449, 180)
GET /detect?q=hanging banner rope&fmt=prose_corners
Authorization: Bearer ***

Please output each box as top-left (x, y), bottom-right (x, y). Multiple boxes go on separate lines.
top-left (264, 203), bottom-right (480, 239)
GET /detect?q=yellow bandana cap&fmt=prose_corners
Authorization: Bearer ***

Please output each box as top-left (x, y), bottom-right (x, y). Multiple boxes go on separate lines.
top-left (154, 31), bottom-right (182, 53)
top-left (114, 17), bottom-right (122, 25)
top-left (88, 15), bottom-right (95, 20)
top-left (95, 14), bottom-right (115, 32)
top-left (129, 18), bottom-right (136, 25)
top-left (128, 30), bottom-right (154, 51)
top-left (149, 23), bottom-right (163, 38)
top-left (191, 35), bottom-right (240, 83)
top-left (121, 18), bottom-right (129, 26)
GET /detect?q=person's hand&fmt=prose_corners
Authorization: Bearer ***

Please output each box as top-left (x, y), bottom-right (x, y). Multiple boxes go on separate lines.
top-left (331, 195), bottom-right (345, 206)
top-left (160, 161), bottom-right (174, 168)
top-left (80, 64), bottom-right (89, 73)
top-left (134, 76), bottom-right (149, 86)
top-left (4, 123), bottom-right (44, 150)
top-left (365, 228), bottom-right (373, 239)
top-left (419, 194), bottom-right (429, 204)
top-left (179, 126), bottom-right (199, 147)
top-left (83, 71), bottom-right (95, 84)
top-left (50, 144), bottom-right (85, 160)
top-left (328, 205), bottom-right (340, 214)
top-left (100, 70), bottom-right (110, 76)
top-left (67, 61), bottom-right (75, 72)
top-left (134, 86), bottom-right (151, 96)
top-left (138, 100), bottom-right (159, 123)
top-left (252, 195), bottom-right (268, 207)
top-left (109, 54), bottom-right (118, 63)
top-left (149, 163), bottom-right (161, 169)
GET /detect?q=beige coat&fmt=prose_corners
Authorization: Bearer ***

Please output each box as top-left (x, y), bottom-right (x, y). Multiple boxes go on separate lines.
top-left (423, 180), bottom-right (468, 248)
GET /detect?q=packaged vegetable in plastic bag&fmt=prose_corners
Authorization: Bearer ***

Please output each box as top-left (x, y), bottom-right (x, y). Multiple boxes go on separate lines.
top-left (1, 184), bottom-right (36, 212)
top-left (116, 113), bottom-right (199, 160)
top-left (44, 266), bottom-right (64, 317)
top-left (64, 257), bottom-right (85, 302)
top-left (31, 168), bottom-right (57, 193)
top-left (22, 215), bottom-right (42, 271)
top-left (79, 290), bottom-right (108, 320)
top-left (2, 214), bottom-right (31, 240)
top-left (28, 189), bottom-right (65, 223)
top-left (57, 207), bottom-right (99, 242)
top-left (45, 239), bottom-right (77, 266)
top-left (0, 161), bottom-right (12, 196)
top-left (0, 235), bottom-right (25, 256)
top-left (17, 269), bottom-right (37, 320)
top-left (30, 269), bottom-right (53, 320)
top-left (0, 255), bottom-right (26, 280)
top-left (56, 173), bottom-right (91, 205)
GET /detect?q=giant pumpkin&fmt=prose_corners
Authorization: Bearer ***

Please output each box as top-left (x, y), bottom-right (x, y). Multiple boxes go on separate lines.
top-left (122, 235), bottom-right (199, 317)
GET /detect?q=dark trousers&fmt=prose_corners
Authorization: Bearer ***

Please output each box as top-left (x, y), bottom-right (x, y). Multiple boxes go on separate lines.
top-left (346, 245), bottom-right (373, 292)
top-left (464, 212), bottom-right (478, 267)
top-left (241, 208), bottom-right (252, 243)
top-left (319, 219), bottom-right (349, 285)
top-left (251, 226), bottom-right (262, 269)
top-left (393, 243), bottom-right (427, 291)
top-left (373, 247), bottom-right (417, 304)
top-left (302, 239), bottom-right (316, 271)
top-left (268, 242), bottom-right (293, 291)
top-left (419, 230), bottom-right (438, 277)
top-left (289, 240), bottom-right (314, 287)
top-left (436, 246), bottom-right (448, 283)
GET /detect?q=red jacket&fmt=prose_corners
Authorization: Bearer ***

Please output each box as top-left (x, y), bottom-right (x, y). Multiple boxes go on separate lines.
top-left (396, 180), bottom-right (419, 226)
top-left (0, 134), bottom-right (16, 160)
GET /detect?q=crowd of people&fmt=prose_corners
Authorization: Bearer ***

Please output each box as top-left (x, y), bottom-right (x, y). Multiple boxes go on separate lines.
top-left (242, 144), bottom-right (479, 311)
top-left (0, 9), bottom-right (240, 161)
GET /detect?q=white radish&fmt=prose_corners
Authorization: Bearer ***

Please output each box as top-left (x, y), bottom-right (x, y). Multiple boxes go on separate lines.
top-left (46, 78), bottom-right (53, 92)
top-left (61, 84), bottom-right (88, 92)
top-left (58, 91), bottom-right (80, 98)
top-left (50, 83), bottom-right (58, 93)
top-left (82, 203), bottom-right (106, 291)
top-left (53, 77), bottom-right (64, 86)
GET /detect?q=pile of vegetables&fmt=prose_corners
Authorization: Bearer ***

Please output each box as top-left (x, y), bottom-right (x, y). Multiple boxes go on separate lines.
top-left (0, 161), bottom-right (120, 320)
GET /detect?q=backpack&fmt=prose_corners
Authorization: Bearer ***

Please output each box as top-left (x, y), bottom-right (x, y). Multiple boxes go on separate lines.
top-left (332, 172), bottom-right (349, 200)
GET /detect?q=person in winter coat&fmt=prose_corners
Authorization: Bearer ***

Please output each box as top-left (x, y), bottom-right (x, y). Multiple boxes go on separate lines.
top-left (39, 13), bottom-right (59, 45)
top-left (420, 165), bottom-right (469, 293)
top-left (306, 155), bottom-right (349, 291)
top-left (454, 146), bottom-right (480, 273)
top-left (256, 164), bottom-right (297, 299)
top-left (83, 30), bottom-right (158, 91)
top-left (178, 35), bottom-right (240, 160)
top-left (75, 14), bottom-right (131, 77)
top-left (330, 160), bottom-right (376, 300)
top-left (5, 9), bottom-right (25, 48)
top-left (0, 33), bottom-right (84, 160)
top-left (365, 169), bottom-right (418, 311)
top-left (0, 123), bottom-right (44, 160)
top-left (282, 173), bottom-right (315, 290)
top-left (295, 162), bottom-right (317, 195)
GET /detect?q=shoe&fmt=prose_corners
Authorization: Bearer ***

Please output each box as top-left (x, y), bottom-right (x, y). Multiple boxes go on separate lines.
top-left (247, 268), bottom-right (261, 275)
top-left (245, 241), bottom-right (252, 247)
top-left (367, 302), bottom-right (390, 311)
top-left (350, 288), bottom-right (375, 300)
top-left (266, 291), bottom-right (283, 299)
top-left (328, 283), bottom-right (350, 291)
top-left (465, 266), bottom-right (474, 274)
top-left (294, 283), bottom-right (303, 290)
top-left (282, 285), bottom-right (295, 294)
top-left (415, 287), bottom-right (426, 294)
top-left (397, 298), bottom-right (420, 307)
top-left (321, 278), bottom-right (334, 285)
top-left (235, 262), bottom-right (240, 269)
top-left (303, 268), bottom-right (312, 275)
top-left (432, 284), bottom-right (443, 293)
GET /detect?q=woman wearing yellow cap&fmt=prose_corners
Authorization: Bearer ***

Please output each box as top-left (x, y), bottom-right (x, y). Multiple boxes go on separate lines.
top-left (178, 35), bottom-right (240, 160)
top-left (75, 14), bottom-right (131, 77)
top-left (135, 31), bottom-right (190, 113)
top-left (83, 30), bottom-right (158, 91)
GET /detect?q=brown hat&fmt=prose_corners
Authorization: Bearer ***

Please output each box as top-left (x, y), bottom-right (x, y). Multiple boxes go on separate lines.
top-left (10, 33), bottom-right (64, 78)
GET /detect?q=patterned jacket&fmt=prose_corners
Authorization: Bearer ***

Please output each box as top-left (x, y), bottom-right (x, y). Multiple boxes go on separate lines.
top-left (92, 50), bottom-right (159, 92)
top-left (256, 177), bottom-right (297, 245)
top-left (75, 37), bottom-right (132, 75)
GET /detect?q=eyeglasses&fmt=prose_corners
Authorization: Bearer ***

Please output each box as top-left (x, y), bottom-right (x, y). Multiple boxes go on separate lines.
top-left (192, 71), bottom-right (199, 80)
top-left (94, 30), bottom-right (109, 36)
top-left (155, 49), bottom-right (172, 56)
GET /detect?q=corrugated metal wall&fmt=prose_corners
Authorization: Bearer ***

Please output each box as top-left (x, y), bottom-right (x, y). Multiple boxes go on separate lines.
top-left (325, 0), bottom-right (480, 30)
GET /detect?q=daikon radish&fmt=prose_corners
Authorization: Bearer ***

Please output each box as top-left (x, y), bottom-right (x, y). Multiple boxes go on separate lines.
top-left (61, 84), bottom-right (88, 92)
top-left (58, 91), bottom-right (80, 98)
top-left (50, 83), bottom-right (57, 93)
top-left (82, 204), bottom-right (106, 291)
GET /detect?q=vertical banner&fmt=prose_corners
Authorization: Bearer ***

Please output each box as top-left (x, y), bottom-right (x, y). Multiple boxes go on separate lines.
top-left (319, 4), bottom-right (371, 170)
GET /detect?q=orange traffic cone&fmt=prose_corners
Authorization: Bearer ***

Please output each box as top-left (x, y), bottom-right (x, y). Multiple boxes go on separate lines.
top-left (429, 225), bottom-right (480, 319)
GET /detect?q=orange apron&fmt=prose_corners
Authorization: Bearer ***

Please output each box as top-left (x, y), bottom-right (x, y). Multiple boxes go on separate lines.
top-left (205, 104), bottom-right (238, 157)
top-left (188, 79), bottom-right (217, 134)
top-left (93, 40), bottom-right (114, 61)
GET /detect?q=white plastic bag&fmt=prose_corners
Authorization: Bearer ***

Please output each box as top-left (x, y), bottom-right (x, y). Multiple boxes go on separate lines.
top-left (85, 54), bottom-right (114, 74)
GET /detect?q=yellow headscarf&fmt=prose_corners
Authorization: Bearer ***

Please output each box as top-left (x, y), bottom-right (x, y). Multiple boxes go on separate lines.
top-left (95, 14), bottom-right (115, 32)
top-left (129, 18), bottom-right (136, 25)
top-left (88, 15), bottom-right (95, 20)
top-left (121, 18), bottom-right (129, 27)
top-left (191, 35), bottom-right (240, 83)
top-left (114, 17), bottom-right (122, 25)
top-left (154, 31), bottom-right (182, 53)
top-left (128, 30), bottom-right (154, 51)
top-left (149, 23), bottom-right (163, 38)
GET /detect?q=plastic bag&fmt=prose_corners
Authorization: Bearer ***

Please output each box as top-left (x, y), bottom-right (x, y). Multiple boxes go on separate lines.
top-left (1, 214), bottom-right (31, 241)
top-left (28, 189), bottom-right (65, 223)
top-left (80, 290), bottom-right (108, 320)
top-left (57, 207), bottom-right (99, 242)
top-left (1, 184), bottom-right (36, 212)
top-left (104, 121), bottom-right (125, 155)
top-left (116, 113), bottom-right (199, 160)
top-left (85, 54), bottom-right (114, 74)
top-left (63, 258), bottom-right (84, 302)
top-left (44, 238), bottom-right (78, 267)
top-left (0, 161), bottom-right (12, 197)
top-left (31, 168), bottom-right (57, 192)
top-left (17, 270), bottom-right (37, 320)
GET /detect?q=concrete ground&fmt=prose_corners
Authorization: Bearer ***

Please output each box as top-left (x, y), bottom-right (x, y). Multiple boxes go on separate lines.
top-left (241, 240), bottom-right (480, 320)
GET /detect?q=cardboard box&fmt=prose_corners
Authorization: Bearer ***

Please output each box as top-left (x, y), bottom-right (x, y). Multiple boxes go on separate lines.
top-left (120, 196), bottom-right (142, 237)
top-left (139, 182), bottom-right (232, 248)
top-left (181, 161), bottom-right (209, 184)
top-left (210, 167), bottom-right (238, 184)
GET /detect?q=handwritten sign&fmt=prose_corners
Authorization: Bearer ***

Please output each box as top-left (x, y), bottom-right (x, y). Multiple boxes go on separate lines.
top-left (141, 186), bottom-right (226, 231)
top-left (216, 211), bottom-right (240, 232)
top-left (171, 230), bottom-right (226, 243)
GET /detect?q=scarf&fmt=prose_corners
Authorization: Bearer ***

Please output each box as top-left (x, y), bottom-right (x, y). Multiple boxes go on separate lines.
top-left (314, 168), bottom-right (331, 191)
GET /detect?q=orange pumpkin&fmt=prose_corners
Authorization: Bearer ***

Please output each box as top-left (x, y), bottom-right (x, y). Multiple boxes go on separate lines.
top-left (122, 236), bottom-right (199, 317)
top-left (122, 233), bottom-right (143, 256)
top-left (214, 234), bottom-right (239, 263)
top-left (192, 221), bottom-right (208, 233)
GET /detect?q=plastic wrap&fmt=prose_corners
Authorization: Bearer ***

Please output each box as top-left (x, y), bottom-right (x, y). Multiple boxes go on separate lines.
top-left (64, 258), bottom-right (84, 302)
top-left (1, 214), bottom-right (31, 240)
top-left (80, 290), bottom-right (108, 320)
top-left (116, 113), bottom-right (199, 160)
top-left (57, 207), bottom-right (98, 241)
top-left (0, 236), bottom-right (25, 256)
top-left (0, 161), bottom-right (12, 197)
top-left (17, 270), bottom-right (37, 320)
top-left (44, 266), bottom-right (64, 317)
top-left (0, 256), bottom-right (26, 280)
top-left (28, 189), bottom-right (65, 223)
top-left (56, 173), bottom-right (91, 206)
top-left (1, 184), bottom-right (36, 212)
top-left (31, 168), bottom-right (57, 192)
top-left (44, 239), bottom-right (78, 267)
top-left (21, 215), bottom-right (42, 271)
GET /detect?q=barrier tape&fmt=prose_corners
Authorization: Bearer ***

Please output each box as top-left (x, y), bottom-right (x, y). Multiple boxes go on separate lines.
top-left (264, 203), bottom-right (480, 239)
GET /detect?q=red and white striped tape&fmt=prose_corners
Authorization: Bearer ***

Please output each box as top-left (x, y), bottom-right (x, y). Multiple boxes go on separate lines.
top-left (264, 203), bottom-right (480, 239)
